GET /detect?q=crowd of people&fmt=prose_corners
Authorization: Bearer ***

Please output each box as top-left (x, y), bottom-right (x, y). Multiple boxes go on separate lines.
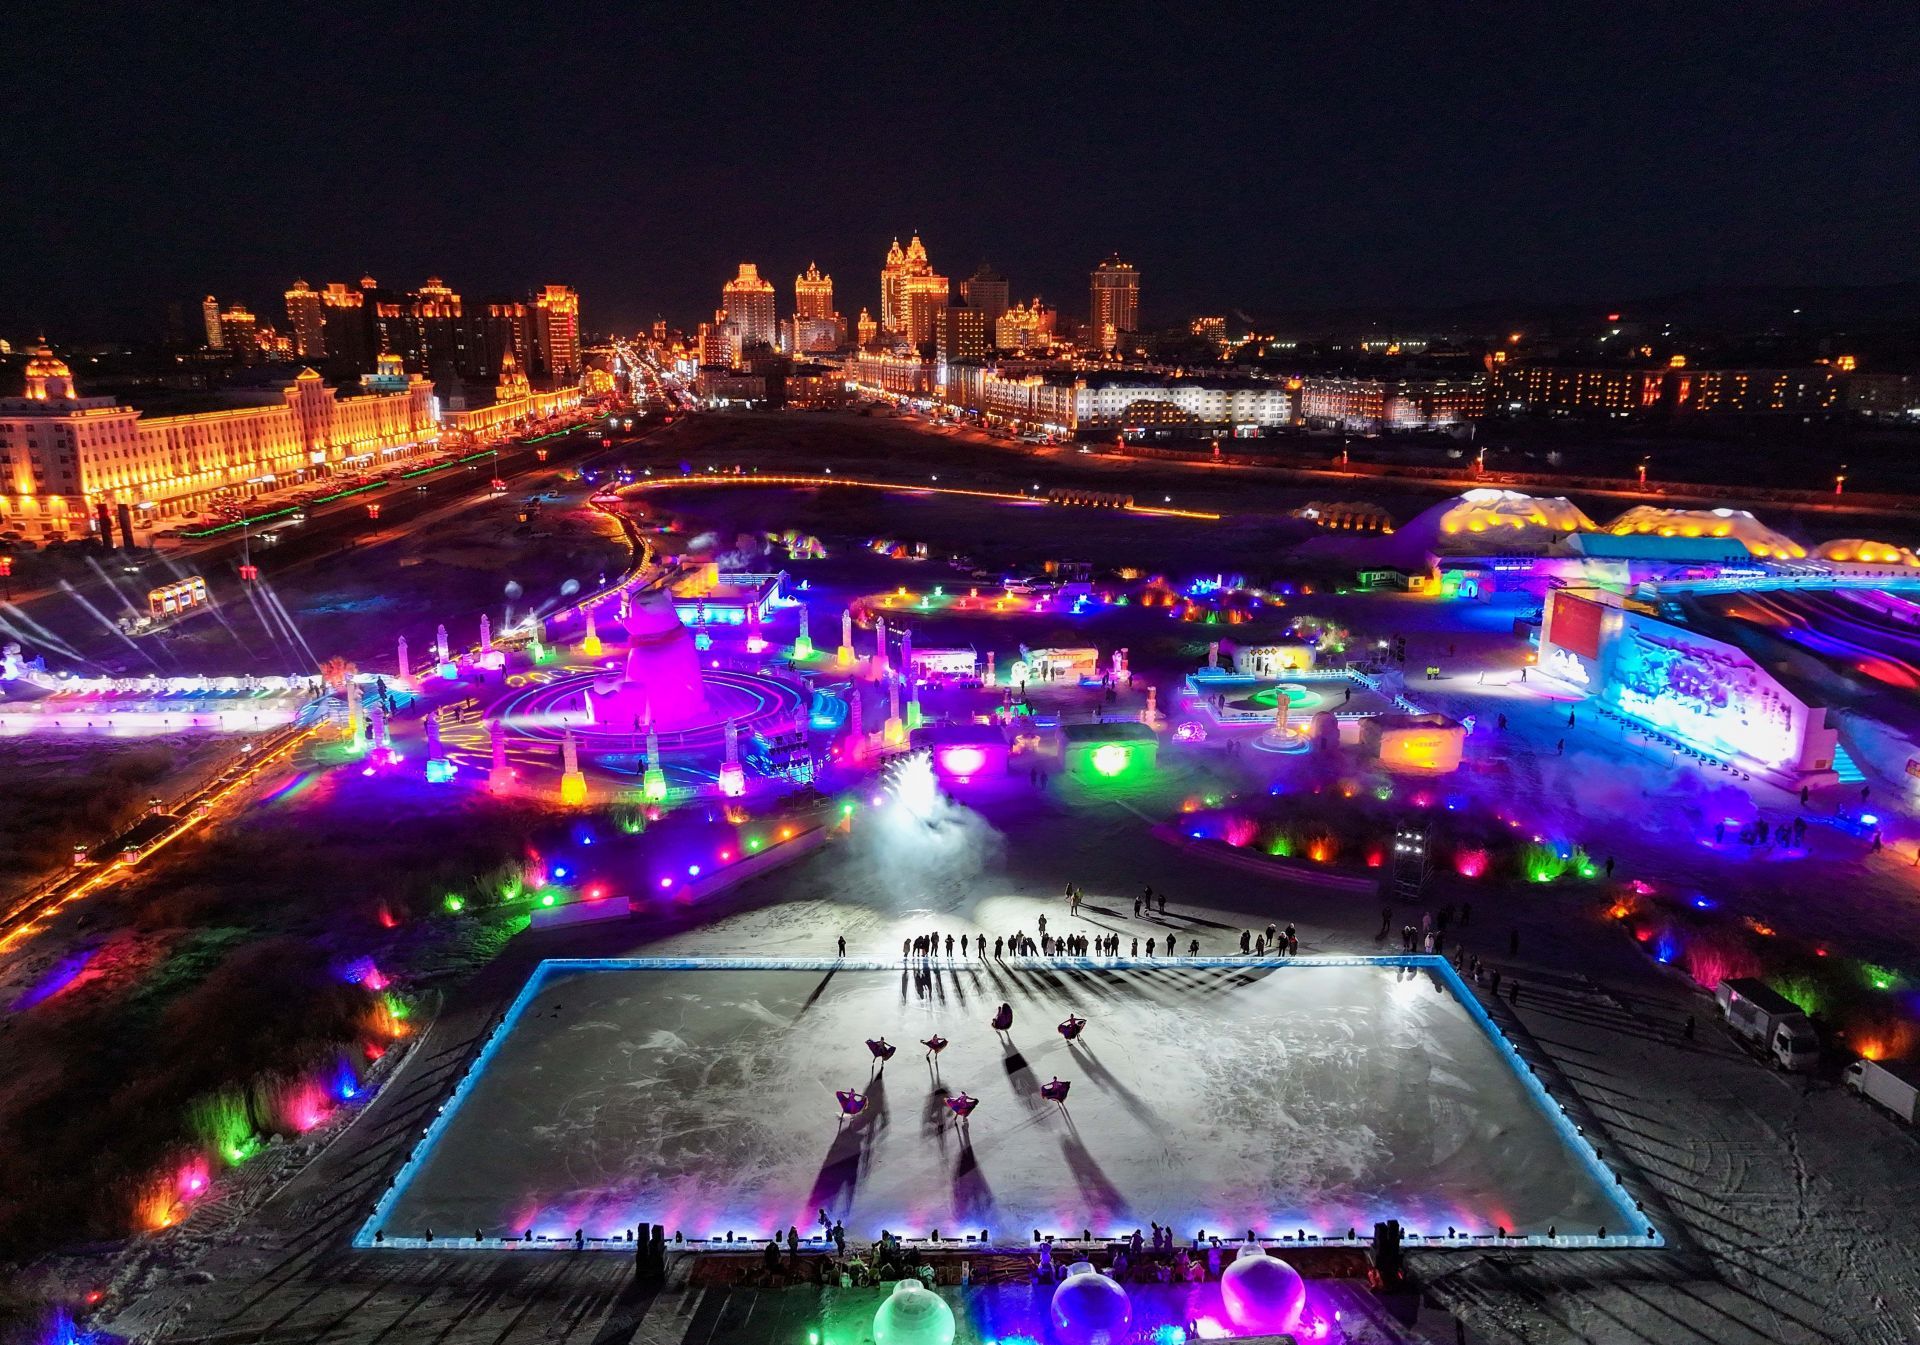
top-left (1029, 1223), bottom-right (1226, 1286)
top-left (755, 1223), bottom-right (938, 1289)
top-left (866, 883), bottom-right (1329, 966)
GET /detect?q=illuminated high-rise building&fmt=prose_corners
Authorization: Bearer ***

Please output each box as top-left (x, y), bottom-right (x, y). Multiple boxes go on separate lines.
top-left (532, 284), bottom-right (581, 382)
top-left (856, 308), bottom-right (878, 347)
top-left (795, 262), bottom-right (834, 321)
top-left (1089, 254), bottom-right (1140, 351)
top-left (936, 304), bottom-right (990, 362)
top-left (219, 305), bottom-right (261, 363)
top-left (202, 295), bottom-right (224, 349)
top-left (880, 234), bottom-right (939, 336)
top-left (699, 310), bottom-right (741, 367)
top-left (410, 276), bottom-right (471, 376)
top-left (903, 275), bottom-right (950, 349)
top-left (284, 280), bottom-right (327, 359)
top-left (960, 263), bottom-right (1010, 326)
top-left (722, 264), bottom-right (778, 349)
top-left (319, 282), bottom-right (370, 375)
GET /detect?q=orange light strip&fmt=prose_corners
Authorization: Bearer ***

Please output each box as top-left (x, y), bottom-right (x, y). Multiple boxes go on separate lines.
top-left (624, 473), bottom-right (1221, 520)
top-left (0, 724), bottom-right (315, 953)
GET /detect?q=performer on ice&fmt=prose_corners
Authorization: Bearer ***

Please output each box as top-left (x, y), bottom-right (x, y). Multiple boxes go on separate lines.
top-left (990, 1002), bottom-right (1014, 1032)
top-left (1039, 1077), bottom-right (1071, 1104)
top-left (1057, 1014), bottom-right (1087, 1042)
top-left (921, 1034), bottom-right (949, 1059)
top-left (866, 1037), bottom-right (897, 1063)
top-left (945, 1092), bottom-right (979, 1120)
top-left (835, 1089), bottom-right (868, 1117)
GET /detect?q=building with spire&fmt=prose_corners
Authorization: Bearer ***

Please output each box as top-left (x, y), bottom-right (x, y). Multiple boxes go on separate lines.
top-left (440, 347), bottom-right (584, 441)
top-left (795, 262), bottom-right (834, 320)
top-left (791, 263), bottom-right (842, 352)
top-left (880, 234), bottom-right (947, 344)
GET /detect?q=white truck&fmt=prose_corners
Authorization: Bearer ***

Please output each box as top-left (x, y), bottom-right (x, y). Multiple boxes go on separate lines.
top-left (1844, 1057), bottom-right (1920, 1125)
top-left (1715, 978), bottom-right (1820, 1072)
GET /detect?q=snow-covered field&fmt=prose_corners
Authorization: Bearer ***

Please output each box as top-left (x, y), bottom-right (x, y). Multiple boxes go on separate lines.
top-left (372, 959), bottom-right (1630, 1248)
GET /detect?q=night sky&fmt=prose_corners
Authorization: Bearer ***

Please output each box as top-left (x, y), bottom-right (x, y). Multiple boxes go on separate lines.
top-left (7, 5), bottom-right (1919, 339)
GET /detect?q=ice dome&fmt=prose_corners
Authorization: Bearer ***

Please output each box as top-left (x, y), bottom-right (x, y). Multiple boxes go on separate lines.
top-left (1814, 539), bottom-right (1920, 567)
top-left (1293, 488), bottom-right (1593, 567)
top-left (1049, 1261), bottom-right (1131, 1345)
top-left (1381, 489), bottom-right (1599, 556)
top-left (1219, 1244), bottom-right (1307, 1335)
top-left (586, 587), bottom-right (709, 728)
top-left (1604, 505), bottom-right (1805, 559)
top-left (871, 1278), bottom-right (955, 1345)
top-left (1431, 489), bottom-right (1596, 538)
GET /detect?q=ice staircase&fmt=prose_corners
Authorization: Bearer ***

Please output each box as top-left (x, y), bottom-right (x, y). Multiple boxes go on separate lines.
top-left (1831, 743), bottom-right (1867, 785)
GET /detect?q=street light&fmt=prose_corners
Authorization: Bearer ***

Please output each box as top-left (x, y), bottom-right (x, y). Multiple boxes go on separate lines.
top-left (1835, 466), bottom-right (1848, 496)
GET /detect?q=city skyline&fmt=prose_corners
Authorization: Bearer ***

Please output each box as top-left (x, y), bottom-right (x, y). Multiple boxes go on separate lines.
top-left (7, 8), bottom-right (1920, 340)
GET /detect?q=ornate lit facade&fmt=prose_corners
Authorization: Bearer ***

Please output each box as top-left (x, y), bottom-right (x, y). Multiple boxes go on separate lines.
top-left (995, 299), bottom-right (1056, 352)
top-left (879, 234), bottom-right (946, 343)
top-left (794, 262), bottom-right (834, 320)
top-left (847, 351), bottom-right (936, 399)
top-left (441, 350), bottom-right (583, 440)
top-left (721, 264), bottom-right (778, 349)
top-left (0, 347), bottom-right (438, 538)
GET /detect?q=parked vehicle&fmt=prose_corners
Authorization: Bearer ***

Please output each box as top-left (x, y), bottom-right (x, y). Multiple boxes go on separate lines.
top-left (1715, 978), bottom-right (1820, 1072)
top-left (1844, 1057), bottom-right (1920, 1125)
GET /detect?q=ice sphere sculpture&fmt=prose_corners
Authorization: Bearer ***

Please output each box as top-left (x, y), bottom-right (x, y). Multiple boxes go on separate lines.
top-left (1219, 1244), bottom-right (1306, 1335)
top-left (1049, 1261), bottom-right (1131, 1345)
top-left (871, 1278), bottom-right (955, 1345)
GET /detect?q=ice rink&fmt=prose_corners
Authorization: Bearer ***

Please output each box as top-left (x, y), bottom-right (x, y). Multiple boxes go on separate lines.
top-left (370, 958), bottom-right (1635, 1248)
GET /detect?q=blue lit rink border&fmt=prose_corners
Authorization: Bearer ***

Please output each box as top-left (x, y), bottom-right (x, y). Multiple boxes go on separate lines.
top-left (355, 955), bottom-right (1658, 1254)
